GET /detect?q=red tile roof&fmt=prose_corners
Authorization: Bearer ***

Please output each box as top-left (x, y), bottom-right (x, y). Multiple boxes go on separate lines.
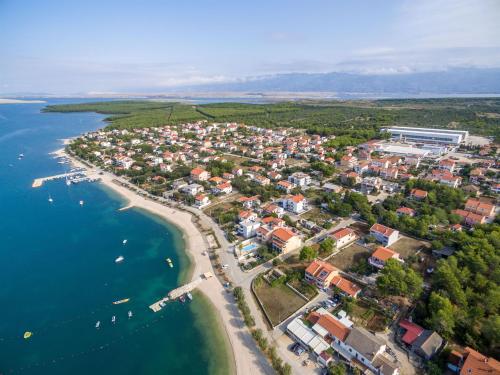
top-left (316, 315), bottom-right (350, 342)
top-left (399, 319), bottom-right (424, 345)
top-left (272, 227), bottom-right (296, 242)
top-left (460, 347), bottom-right (500, 375)
top-left (331, 227), bottom-right (355, 240)
top-left (372, 246), bottom-right (398, 261)
top-left (331, 275), bottom-right (361, 297)
top-left (370, 223), bottom-right (396, 237)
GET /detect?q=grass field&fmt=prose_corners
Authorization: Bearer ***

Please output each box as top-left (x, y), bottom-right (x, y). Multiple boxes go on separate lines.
top-left (388, 236), bottom-right (430, 259)
top-left (329, 243), bottom-right (371, 271)
top-left (349, 299), bottom-right (389, 332)
top-left (254, 281), bottom-right (307, 326)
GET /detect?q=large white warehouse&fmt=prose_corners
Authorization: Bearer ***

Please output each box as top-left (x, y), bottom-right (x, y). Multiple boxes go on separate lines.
top-left (384, 126), bottom-right (469, 145)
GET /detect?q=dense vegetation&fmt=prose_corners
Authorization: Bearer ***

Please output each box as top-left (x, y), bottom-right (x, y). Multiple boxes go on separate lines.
top-left (44, 98), bottom-right (500, 141)
top-left (417, 223), bottom-right (500, 357)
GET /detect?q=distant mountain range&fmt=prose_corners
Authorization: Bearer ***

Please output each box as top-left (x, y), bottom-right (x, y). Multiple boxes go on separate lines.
top-left (181, 68), bottom-right (500, 96)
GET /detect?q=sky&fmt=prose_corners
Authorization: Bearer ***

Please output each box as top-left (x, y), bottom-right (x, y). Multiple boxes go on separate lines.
top-left (1, 0), bottom-right (499, 94)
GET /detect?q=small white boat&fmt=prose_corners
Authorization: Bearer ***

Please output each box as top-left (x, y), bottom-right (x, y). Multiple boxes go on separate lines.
top-left (48, 195), bottom-right (53, 203)
top-left (111, 316), bottom-right (116, 324)
top-left (95, 321), bottom-right (100, 329)
top-left (66, 179), bottom-right (71, 186)
top-left (18, 153), bottom-right (24, 159)
top-left (186, 292), bottom-right (193, 301)
top-left (115, 256), bottom-right (124, 263)
top-left (128, 311), bottom-right (133, 319)
top-left (122, 239), bottom-right (128, 245)
top-left (79, 200), bottom-right (84, 206)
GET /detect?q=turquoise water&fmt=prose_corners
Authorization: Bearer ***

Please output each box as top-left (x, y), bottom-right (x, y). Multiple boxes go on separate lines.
top-left (0, 100), bottom-right (231, 374)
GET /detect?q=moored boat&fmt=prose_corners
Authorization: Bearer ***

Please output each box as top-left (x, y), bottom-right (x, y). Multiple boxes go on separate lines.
top-left (112, 298), bottom-right (130, 305)
top-left (186, 292), bottom-right (193, 301)
top-left (115, 255), bottom-right (124, 263)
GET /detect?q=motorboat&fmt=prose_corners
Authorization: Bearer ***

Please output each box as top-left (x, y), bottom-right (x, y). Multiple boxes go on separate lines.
top-left (23, 331), bottom-right (32, 339)
top-left (122, 239), bottom-right (128, 244)
top-left (48, 195), bottom-right (53, 203)
top-left (179, 295), bottom-right (186, 303)
top-left (79, 200), bottom-right (84, 206)
top-left (113, 298), bottom-right (130, 305)
top-left (115, 256), bottom-right (124, 263)
top-left (128, 311), bottom-right (133, 319)
top-left (186, 292), bottom-right (193, 301)
top-left (111, 316), bottom-right (116, 324)
top-left (95, 321), bottom-right (100, 329)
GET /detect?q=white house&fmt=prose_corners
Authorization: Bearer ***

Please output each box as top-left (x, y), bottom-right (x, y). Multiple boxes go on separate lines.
top-left (288, 172), bottom-right (312, 187)
top-left (282, 194), bottom-right (308, 214)
top-left (237, 219), bottom-right (261, 239)
top-left (194, 194), bottom-right (210, 209)
top-left (330, 227), bottom-right (357, 249)
top-left (369, 223), bottom-right (399, 247)
top-left (181, 183), bottom-right (204, 196)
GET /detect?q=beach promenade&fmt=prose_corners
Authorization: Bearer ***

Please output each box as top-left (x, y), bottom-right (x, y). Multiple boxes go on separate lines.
top-left (63, 150), bottom-right (274, 375)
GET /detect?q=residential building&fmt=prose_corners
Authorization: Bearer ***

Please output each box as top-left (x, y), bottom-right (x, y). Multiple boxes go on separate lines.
top-left (370, 224), bottom-right (399, 246)
top-left (398, 320), bottom-right (443, 360)
top-left (369, 246), bottom-right (403, 269)
top-left (277, 180), bottom-right (295, 193)
top-left (194, 194), bottom-right (210, 208)
top-left (330, 227), bottom-right (357, 249)
top-left (282, 194), bottom-right (308, 214)
top-left (452, 209), bottom-right (487, 226)
top-left (396, 207), bottom-right (416, 217)
top-left (361, 177), bottom-right (382, 194)
top-left (342, 327), bottom-right (399, 375)
top-left (237, 219), bottom-right (261, 239)
top-left (331, 275), bottom-right (362, 298)
top-left (340, 155), bottom-right (358, 168)
top-left (180, 183), bottom-right (204, 196)
top-left (288, 172), bottom-right (312, 187)
top-left (190, 167), bottom-right (210, 181)
top-left (305, 260), bottom-right (339, 289)
top-left (439, 159), bottom-right (456, 172)
top-left (410, 188), bottom-right (428, 200)
top-left (270, 227), bottom-right (302, 254)
top-left (451, 347), bottom-right (500, 375)
top-left (464, 198), bottom-right (495, 217)
top-left (213, 182), bottom-right (232, 194)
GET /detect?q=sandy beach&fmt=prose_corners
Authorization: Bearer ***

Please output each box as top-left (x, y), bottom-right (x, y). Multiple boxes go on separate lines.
top-left (59, 149), bottom-right (273, 375)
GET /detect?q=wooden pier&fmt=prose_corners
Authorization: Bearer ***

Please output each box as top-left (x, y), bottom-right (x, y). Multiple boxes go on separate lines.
top-left (148, 278), bottom-right (203, 313)
top-left (168, 278), bottom-right (202, 299)
top-left (149, 297), bottom-right (170, 312)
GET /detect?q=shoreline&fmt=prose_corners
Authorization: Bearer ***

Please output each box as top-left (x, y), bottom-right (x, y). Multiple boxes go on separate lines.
top-left (59, 147), bottom-right (271, 375)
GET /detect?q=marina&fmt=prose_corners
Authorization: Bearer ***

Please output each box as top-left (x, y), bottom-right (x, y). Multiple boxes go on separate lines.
top-left (32, 169), bottom-right (99, 188)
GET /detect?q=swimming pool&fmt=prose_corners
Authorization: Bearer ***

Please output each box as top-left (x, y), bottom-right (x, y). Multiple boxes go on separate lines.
top-left (241, 243), bottom-right (258, 253)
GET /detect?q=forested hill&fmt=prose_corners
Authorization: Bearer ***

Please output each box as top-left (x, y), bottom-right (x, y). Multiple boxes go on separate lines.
top-left (44, 98), bottom-right (500, 141)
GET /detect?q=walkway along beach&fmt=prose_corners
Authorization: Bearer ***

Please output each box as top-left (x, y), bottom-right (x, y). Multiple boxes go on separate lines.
top-left (60, 148), bottom-right (273, 375)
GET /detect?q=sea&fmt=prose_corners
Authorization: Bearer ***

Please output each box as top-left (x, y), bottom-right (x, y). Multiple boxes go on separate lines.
top-left (0, 99), bottom-right (232, 375)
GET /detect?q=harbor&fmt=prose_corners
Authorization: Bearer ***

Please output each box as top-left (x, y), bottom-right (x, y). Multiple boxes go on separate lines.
top-left (32, 169), bottom-right (100, 188)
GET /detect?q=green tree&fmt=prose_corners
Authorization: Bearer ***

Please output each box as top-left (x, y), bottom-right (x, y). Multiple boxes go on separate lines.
top-left (320, 237), bottom-right (335, 255)
top-left (376, 259), bottom-right (423, 299)
top-left (328, 362), bottom-right (347, 375)
top-left (426, 292), bottom-right (455, 338)
top-left (299, 246), bottom-right (318, 261)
